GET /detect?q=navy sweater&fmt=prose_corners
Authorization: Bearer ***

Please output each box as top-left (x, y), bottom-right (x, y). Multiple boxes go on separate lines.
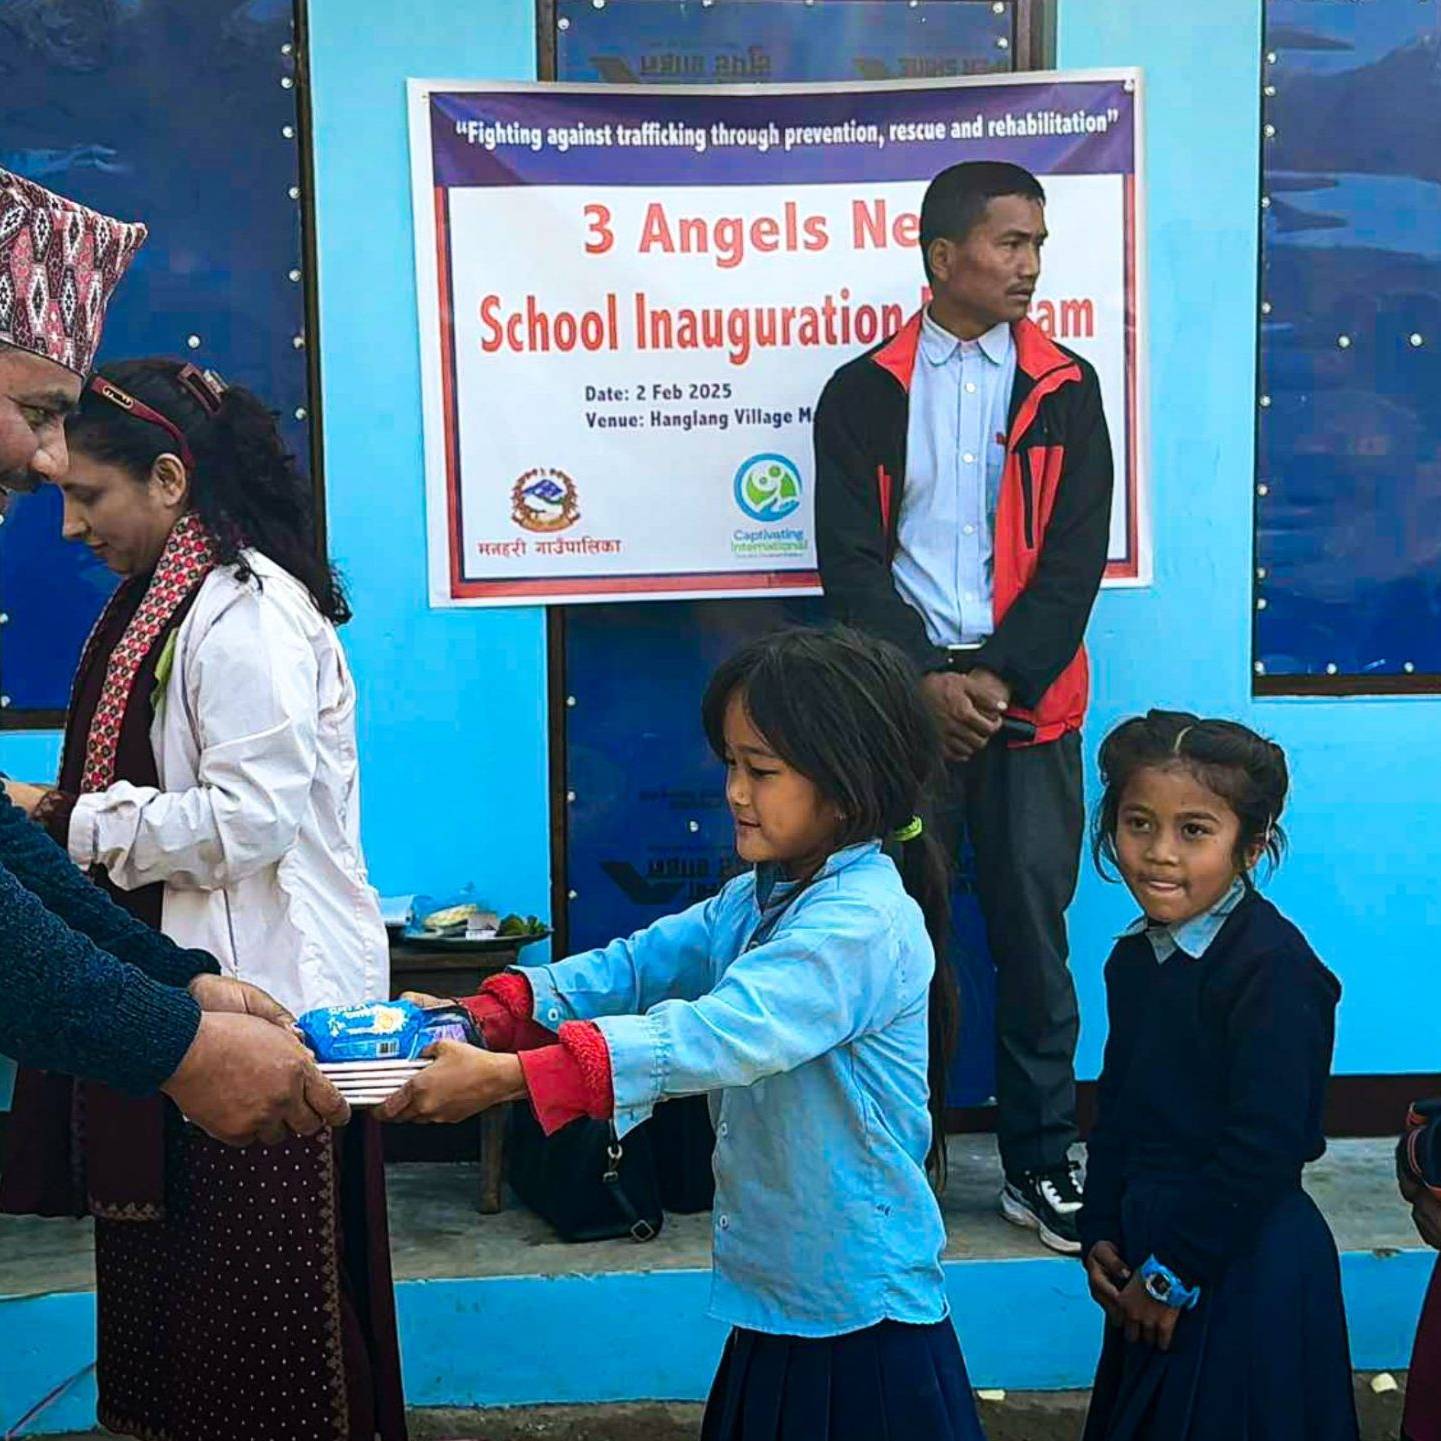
top-left (0, 790), bottom-right (218, 1094)
top-left (1079, 892), bottom-right (1340, 1286)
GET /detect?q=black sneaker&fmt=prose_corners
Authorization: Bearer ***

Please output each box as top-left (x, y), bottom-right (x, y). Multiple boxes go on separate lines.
top-left (1001, 1163), bottom-right (1084, 1254)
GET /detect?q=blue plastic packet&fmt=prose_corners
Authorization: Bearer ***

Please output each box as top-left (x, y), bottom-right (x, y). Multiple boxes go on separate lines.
top-left (297, 999), bottom-right (427, 1063)
top-left (417, 1003), bottom-right (485, 1050)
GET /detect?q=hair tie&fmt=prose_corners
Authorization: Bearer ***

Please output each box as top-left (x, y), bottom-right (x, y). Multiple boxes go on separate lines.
top-left (892, 816), bottom-right (924, 844)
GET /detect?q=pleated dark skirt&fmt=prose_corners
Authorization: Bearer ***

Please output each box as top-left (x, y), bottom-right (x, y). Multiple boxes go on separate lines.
top-left (1083, 1177), bottom-right (1359, 1441)
top-left (701, 1316), bottom-right (986, 1441)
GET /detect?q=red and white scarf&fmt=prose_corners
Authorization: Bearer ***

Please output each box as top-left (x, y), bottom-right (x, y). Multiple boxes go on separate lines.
top-left (79, 511), bottom-right (217, 793)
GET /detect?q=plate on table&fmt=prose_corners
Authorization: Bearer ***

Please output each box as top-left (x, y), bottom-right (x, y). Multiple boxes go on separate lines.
top-left (394, 927), bottom-right (550, 954)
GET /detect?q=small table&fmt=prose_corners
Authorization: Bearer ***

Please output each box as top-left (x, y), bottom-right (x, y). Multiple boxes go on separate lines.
top-left (389, 939), bottom-right (520, 1215)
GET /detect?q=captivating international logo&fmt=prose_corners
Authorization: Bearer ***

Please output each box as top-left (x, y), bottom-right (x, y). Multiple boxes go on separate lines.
top-left (512, 468), bottom-right (580, 532)
top-left (733, 453), bottom-right (802, 522)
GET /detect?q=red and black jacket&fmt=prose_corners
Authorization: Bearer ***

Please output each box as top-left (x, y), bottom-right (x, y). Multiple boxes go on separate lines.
top-left (813, 310), bottom-right (1114, 744)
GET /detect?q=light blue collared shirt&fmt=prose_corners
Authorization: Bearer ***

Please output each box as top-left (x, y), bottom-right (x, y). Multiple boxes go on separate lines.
top-left (894, 310), bottom-right (1016, 646)
top-left (1121, 879), bottom-right (1248, 964)
top-left (522, 841), bottom-right (948, 1338)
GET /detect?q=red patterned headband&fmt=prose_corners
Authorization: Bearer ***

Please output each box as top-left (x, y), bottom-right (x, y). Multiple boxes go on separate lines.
top-left (87, 376), bottom-right (196, 473)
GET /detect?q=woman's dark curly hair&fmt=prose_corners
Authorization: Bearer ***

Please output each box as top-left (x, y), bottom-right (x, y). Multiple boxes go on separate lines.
top-left (67, 358), bottom-right (349, 624)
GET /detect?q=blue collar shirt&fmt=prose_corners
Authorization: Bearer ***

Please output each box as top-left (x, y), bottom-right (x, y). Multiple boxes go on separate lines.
top-left (1121, 878), bottom-right (1249, 964)
top-left (893, 310), bottom-right (1016, 647)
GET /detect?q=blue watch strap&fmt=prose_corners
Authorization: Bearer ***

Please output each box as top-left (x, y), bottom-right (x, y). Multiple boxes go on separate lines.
top-left (1139, 1255), bottom-right (1201, 1310)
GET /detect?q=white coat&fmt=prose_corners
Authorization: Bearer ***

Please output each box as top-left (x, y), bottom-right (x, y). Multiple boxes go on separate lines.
top-left (66, 550), bottom-right (388, 1016)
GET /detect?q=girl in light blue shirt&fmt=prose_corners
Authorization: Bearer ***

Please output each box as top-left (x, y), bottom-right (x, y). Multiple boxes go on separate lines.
top-left (386, 627), bottom-right (986, 1441)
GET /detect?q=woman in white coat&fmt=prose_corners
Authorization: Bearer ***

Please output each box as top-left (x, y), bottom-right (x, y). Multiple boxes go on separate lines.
top-left (1, 359), bottom-right (405, 1441)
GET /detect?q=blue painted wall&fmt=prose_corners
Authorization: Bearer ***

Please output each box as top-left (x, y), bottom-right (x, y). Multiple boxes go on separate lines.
top-left (0, 0), bottom-right (1432, 1078)
top-left (301, 0), bottom-right (551, 920)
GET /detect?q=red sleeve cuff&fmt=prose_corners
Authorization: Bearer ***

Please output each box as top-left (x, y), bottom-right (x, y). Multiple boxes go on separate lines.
top-left (460, 971), bottom-right (555, 1052)
top-left (517, 1022), bottom-right (614, 1136)
top-left (459, 993), bottom-right (518, 1051)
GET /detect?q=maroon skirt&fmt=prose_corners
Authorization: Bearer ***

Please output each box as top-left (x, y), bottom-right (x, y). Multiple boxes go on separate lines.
top-left (1406, 1257), bottom-right (1441, 1441)
top-left (94, 1114), bottom-right (406, 1441)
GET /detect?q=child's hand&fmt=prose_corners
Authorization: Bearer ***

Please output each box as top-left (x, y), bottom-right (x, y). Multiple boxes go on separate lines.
top-left (1115, 1270), bottom-right (1182, 1351)
top-left (1084, 1241), bottom-right (1132, 1323)
top-left (375, 1041), bottom-right (526, 1124)
top-left (399, 990), bottom-right (453, 1009)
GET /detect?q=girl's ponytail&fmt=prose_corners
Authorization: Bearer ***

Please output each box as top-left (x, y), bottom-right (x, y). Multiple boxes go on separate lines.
top-left (895, 819), bottom-right (959, 1191)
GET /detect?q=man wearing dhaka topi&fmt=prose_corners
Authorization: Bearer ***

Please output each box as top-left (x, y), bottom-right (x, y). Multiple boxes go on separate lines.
top-left (0, 166), bottom-right (347, 1147)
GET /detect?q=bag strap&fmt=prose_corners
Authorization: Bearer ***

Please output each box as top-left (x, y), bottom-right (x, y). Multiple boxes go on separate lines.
top-left (602, 1128), bottom-right (658, 1243)
top-left (592, 872), bottom-right (819, 1243)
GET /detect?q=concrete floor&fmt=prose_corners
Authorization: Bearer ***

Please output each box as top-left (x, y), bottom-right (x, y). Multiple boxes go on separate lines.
top-left (0, 1133), bottom-right (1419, 1299)
top-left (40, 1380), bottom-right (1416, 1440)
top-left (6, 1136), bottom-right (1423, 1440)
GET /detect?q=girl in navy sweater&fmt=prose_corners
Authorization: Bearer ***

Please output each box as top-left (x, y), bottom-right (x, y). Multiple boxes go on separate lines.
top-left (1079, 711), bottom-right (1359, 1441)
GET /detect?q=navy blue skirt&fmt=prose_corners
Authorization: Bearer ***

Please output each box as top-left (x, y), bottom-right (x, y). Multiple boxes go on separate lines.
top-left (1083, 1178), bottom-right (1359, 1441)
top-left (701, 1316), bottom-right (986, 1441)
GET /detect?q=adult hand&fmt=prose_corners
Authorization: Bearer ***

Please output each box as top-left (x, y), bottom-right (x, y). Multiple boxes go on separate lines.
top-left (162, 1011), bottom-right (349, 1147)
top-left (1084, 1240), bottom-right (1132, 1323)
top-left (1, 780), bottom-right (50, 817)
top-left (921, 671), bottom-right (1007, 762)
top-left (376, 1041), bottom-right (526, 1125)
top-left (964, 666), bottom-right (1012, 715)
top-left (188, 973), bottom-right (296, 1030)
top-left (1115, 1270), bottom-right (1181, 1352)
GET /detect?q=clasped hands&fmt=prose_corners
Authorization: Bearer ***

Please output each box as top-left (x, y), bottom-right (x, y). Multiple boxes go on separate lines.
top-left (920, 667), bottom-right (1011, 763)
top-left (1085, 1241), bottom-right (1181, 1352)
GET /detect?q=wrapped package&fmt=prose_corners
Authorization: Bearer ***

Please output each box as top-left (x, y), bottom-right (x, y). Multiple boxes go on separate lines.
top-left (297, 998), bottom-right (483, 1062)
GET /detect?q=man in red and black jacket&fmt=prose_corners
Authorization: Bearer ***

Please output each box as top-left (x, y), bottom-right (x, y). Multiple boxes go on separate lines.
top-left (814, 161), bottom-right (1113, 1252)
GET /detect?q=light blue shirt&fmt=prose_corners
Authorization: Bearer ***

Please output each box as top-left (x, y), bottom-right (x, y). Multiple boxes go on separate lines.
top-left (1121, 879), bottom-right (1249, 964)
top-left (523, 841), bottom-right (949, 1337)
top-left (894, 310), bottom-right (1016, 646)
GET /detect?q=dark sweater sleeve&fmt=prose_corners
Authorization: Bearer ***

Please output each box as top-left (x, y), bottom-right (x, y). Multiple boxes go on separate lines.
top-left (1152, 949), bottom-right (1336, 1286)
top-left (0, 790), bottom-right (218, 989)
top-left (1078, 950), bottom-right (1134, 1257)
top-left (972, 364), bottom-right (1114, 708)
top-left (0, 859), bottom-right (201, 1095)
top-left (813, 371), bottom-right (949, 673)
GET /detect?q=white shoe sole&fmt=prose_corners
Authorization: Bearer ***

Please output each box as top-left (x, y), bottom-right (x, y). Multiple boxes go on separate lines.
top-left (1000, 1187), bottom-right (1083, 1255)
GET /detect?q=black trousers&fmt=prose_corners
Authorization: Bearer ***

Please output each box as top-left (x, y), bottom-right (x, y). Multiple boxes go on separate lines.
top-left (936, 729), bottom-right (1083, 1178)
